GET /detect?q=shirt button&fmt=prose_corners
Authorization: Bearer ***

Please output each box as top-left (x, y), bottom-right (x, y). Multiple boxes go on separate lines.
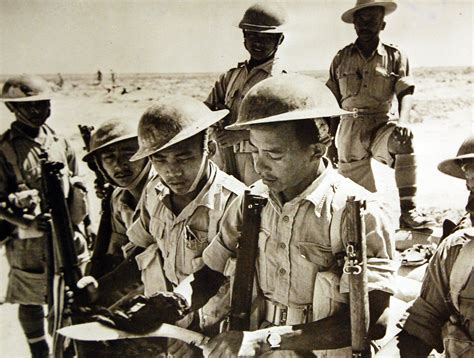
top-left (279, 268), bottom-right (286, 275)
top-left (363, 84), bottom-right (368, 88)
top-left (279, 243), bottom-right (286, 249)
top-left (282, 216), bottom-right (289, 222)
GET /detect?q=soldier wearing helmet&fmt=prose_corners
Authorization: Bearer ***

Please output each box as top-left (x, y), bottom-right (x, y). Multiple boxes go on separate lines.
top-left (377, 134), bottom-right (474, 357)
top-left (96, 95), bottom-right (247, 356)
top-left (326, 0), bottom-right (435, 230)
top-left (205, 1), bottom-right (288, 186)
top-left (101, 75), bottom-right (396, 357)
top-left (0, 75), bottom-right (88, 358)
top-left (77, 117), bottom-right (164, 357)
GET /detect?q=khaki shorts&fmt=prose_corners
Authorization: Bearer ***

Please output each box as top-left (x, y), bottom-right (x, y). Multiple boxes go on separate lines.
top-left (336, 116), bottom-right (397, 168)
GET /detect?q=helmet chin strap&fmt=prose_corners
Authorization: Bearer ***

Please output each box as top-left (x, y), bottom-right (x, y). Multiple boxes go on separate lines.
top-left (124, 161), bottom-right (152, 191)
top-left (184, 151), bottom-right (209, 195)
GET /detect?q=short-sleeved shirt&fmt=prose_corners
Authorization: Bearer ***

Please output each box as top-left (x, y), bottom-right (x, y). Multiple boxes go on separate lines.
top-left (326, 41), bottom-right (415, 117)
top-left (205, 58), bottom-right (285, 153)
top-left (401, 228), bottom-right (474, 353)
top-left (128, 161), bottom-right (246, 285)
top-left (203, 161), bottom-right (396, 309)
top-left (108, 187), bottom-right (138, 257)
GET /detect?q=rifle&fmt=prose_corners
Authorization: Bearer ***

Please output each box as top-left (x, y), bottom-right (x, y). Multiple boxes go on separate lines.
top-left (229, 190), bottom-right (267, 331)
top-left (40, 153), bottom-right (93, 357)
top-left (78, 124), bottom-right (114, 278)
top-left (343, 197), bottom-right (370, 358)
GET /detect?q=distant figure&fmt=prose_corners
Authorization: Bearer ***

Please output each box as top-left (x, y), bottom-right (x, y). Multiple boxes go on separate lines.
top-left (97, 70), bottom-right (102, 83)
top-left (110, 70), bottom-right (116, 88)
top-left (56, 73), bottom-right (64, 89)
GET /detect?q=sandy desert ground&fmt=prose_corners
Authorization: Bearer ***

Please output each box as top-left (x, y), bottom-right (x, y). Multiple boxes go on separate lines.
top-left (0, 67), bottom-right (472, 357)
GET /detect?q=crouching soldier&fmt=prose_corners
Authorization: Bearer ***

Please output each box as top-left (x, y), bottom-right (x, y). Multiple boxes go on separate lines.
top-left (377, 134), bottom-right (474, 357)
top-left (101, 96), bottom-right (247, 356)
top-left (99, 75), bottom-right (396, 357)
top-left (205, 1), bottom-right (287, 185)
top-left (0, 75), bottom-right (88, 358)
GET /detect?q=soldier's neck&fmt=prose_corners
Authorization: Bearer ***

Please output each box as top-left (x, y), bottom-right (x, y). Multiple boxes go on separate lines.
top-left (248, 54), bottom-right (274, 70)
top-left (169, 170), bottom-right (210, 216)
top-left (14, 121), bottom-right (41, 138)
top-left (355, 37), bottom-right (380, 59)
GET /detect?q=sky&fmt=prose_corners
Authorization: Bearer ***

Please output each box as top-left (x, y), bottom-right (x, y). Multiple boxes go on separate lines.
top-left (0, 0), bottom-right (472, 75)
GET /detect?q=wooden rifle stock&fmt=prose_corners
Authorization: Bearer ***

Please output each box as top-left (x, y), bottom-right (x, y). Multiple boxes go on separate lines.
top-left (229, 191), bottom-right (267, 331)
top-left (344, 197), bottom-right (370, 358)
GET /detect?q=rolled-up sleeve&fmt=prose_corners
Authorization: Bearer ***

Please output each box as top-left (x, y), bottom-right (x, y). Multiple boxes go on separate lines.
top-left (400, 237), bottom-right (462, 352)
top-left (326, 53), bottom-right (342, 102)
top-left (394, 50), bottom-right (415, 95)
top-left (340, 200), bottom-right (397, 295)
top-left (204, 72), bottom-right (228, 111)
top-left (202, 194), bottom-right (243, 273)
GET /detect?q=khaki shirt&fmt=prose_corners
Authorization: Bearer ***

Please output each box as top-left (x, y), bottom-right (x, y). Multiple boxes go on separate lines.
top-left (203, 162), bottom-right (396, 309)
top-left (108, 187), bottom-right (137, 257)
top-left (402, 228), bottom-right (474, 353)
top-left (127, 161), bottom-right (246, 329)
top-left (205, 58), bottom-right (285, 152)
top-left (326, 41), bottom-right (414, 116)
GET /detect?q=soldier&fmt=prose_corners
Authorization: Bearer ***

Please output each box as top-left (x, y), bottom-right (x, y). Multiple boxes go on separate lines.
top-left (376, 134), bottom-right (474, 357)
top-left (99, 75), bottom-right (396, 357)
top-left (326, 0), bottom-right (434, 230)
top-left (101, 95), bottom-right (247, 356)
top-left (0, 75), bottom-right (88, 358)
top-left (205, 1), bottom-right (287, 185)
top-left (81, 117), bottom-right (152, 305)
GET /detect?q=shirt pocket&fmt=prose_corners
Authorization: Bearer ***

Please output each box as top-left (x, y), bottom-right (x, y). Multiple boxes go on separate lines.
top-left (337, 69), bottom-right (361, 100)
top-left (224, 87), bottom-right (240, 113)
top-left (298, 242), bottom-right (334, 270)
top-left (256, 229), bottom-right (274, 293)
top-left (370, 67), bottom-right (397, 102)
top-left (149, 218), bottom-right (167, 255)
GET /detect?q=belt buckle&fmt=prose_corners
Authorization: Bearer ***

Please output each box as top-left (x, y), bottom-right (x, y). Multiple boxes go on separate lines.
top-left (279, 306), bottom-right (287, 325)
top-left (352, 108), bottom-right (359, 119)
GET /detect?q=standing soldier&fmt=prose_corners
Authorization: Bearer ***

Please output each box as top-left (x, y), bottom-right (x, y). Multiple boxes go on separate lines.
top-left (326, 0), bottom-right (434, 230)
top-left (0, 75), bottom-right (88, 358)
top-left (205, 1), bottom-right (287, 185)
top-left (377, 134), bottom-right (474, 357)
top-left (107, 96), bottom-right (247, 356)
top-left (100, 75), bottom-right (396, 357)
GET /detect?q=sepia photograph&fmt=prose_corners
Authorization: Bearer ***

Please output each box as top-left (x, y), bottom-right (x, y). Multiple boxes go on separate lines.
top-left (0, 0), bottom-right (472, 357)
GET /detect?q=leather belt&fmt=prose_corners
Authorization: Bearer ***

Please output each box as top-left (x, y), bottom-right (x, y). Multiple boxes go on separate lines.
top-left (264, 300), bottom-right (312, 326)
top-left (341, 108), bottom-right (390, 119)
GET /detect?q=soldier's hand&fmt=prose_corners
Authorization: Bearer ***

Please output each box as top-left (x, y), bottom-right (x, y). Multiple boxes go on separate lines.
top-left (168, 338), bottom-right (202, 358)
top-left (214, 129), bottom-right (249, 148)
top-left (8, 189), bottom-right (40, 210)
top-left (76, 276), bottom-right (99, 304)
top-left (388, 126), bottom-right (414, 154)
top-left (93, 292), bottom-right (190, 334)
top-left (204, 331), bottom-right (244, 358)
top-left (22, 213), bottom-right (50, 232)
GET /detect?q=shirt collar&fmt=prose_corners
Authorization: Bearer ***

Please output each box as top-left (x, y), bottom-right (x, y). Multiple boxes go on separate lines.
top-left (266, 158), bottom-right (340, 217)
top-left (351, 40), bottom-right (386, 58)
top-left (239, 57), bottom-right (278, 74)
top-left (153, 161), bottom-right (221, 222)
top-left (10, 122), bottom-right (52, 146)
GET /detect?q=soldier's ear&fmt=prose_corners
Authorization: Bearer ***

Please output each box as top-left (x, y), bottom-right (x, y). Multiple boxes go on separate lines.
top-left (207, 139), bottom-right (217, 159)
top-left (381, 21), bottom-right (386, 31)
top-left (311, 143), bottom-right (327, 161)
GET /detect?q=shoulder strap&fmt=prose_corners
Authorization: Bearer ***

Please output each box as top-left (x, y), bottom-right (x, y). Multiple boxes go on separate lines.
top-left (0, 130), bottom-right (26, 187)
top-left (449, 238), bottom-right (474, 311)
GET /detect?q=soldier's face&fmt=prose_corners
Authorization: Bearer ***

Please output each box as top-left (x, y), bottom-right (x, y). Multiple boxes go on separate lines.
top-left (354, 7), bottom-right (385, 42)
top-left (10, 100), bottom-right (51, 127)
top-left (100, 139), bottom-right (147, 188)
top-left (461, 160), bottom-right (474, 224)
top-left (243, 30), bottom-right (283, 61)
top-left (149, 134), bottom-right (206, 196)
top-left (249, 122), bottom-right (321, 202)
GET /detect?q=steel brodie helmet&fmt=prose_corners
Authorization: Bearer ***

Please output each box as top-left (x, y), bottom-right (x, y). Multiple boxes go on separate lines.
top-left (0, 74), bottom-right (53, 102)
top-left (238, 1), bottom-right (287, 33)
top-left (438, 134), bottom-right (474, 179)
